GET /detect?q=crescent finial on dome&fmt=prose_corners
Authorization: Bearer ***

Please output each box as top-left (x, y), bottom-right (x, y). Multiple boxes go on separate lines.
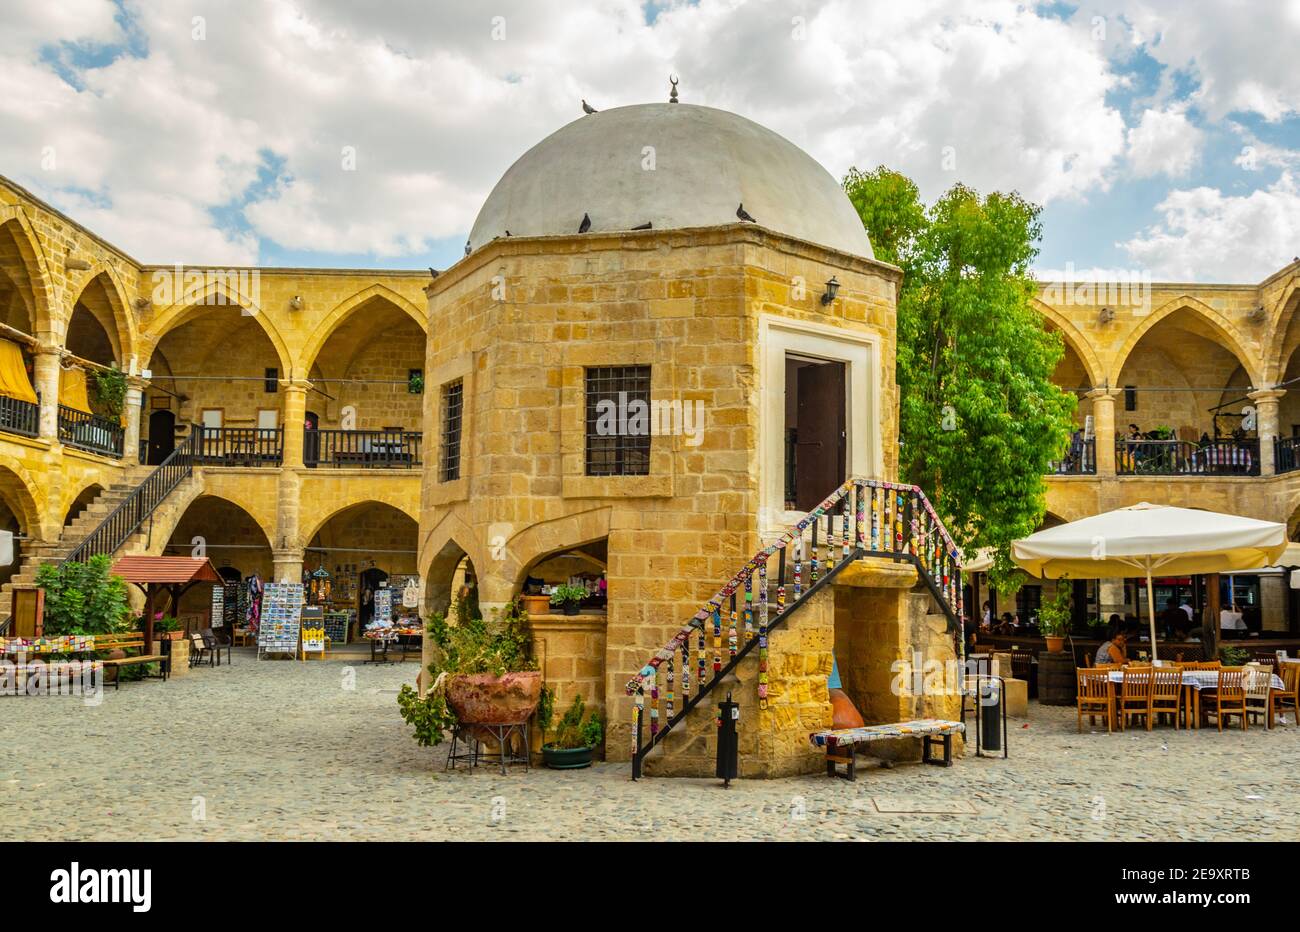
top-left (669, 75), bottom-right (679, 103)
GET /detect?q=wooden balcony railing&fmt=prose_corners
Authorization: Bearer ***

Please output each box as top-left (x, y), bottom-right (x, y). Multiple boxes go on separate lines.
top-left (304, 429), bottom-right (421, 468)
top-left (0, 395), bottom-right (39, 439)
top-left (1116, 438), bottom-right (1259, 476)
top-left (195, 427), bottom-right (283, 467)
top-left (57, 405), bottom-right (123, 458)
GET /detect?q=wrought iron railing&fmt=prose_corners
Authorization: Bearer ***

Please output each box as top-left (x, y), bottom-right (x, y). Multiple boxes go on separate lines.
top-left (1276, 436), bottom-right (1300, 475)
top-left (63, 430), bottom-right (198, 565)
top-left (1048, 437), bottom-right (1095, 475)
top-left (195, 427), bottom-right (283, 467)
top-left (626, 477), bottom-right (963, 779)
top-left (0, 395), bottom-right (39, 439)
top-left (57, 405), bottom-right (123, 458)
top-left (304, 429), bottom-right (422, 468)
top-left (1115, 438), bottom-right (1259, 476)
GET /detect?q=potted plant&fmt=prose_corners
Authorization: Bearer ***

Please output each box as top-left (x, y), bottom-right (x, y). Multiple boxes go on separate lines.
top-left (537, 690), bottom-right (604, 769)
top-left (134, 612), bottom-right (184, 640)
top-left (92, 364), bottom-right (128, 418)
top-left (407, 370), bottom-right (424, 395)
top-left (1037, 577), bottom-right (1072, 653)
top-left (397, 597), bottom-right (542, 753)
top-left (549, 584), bottom-right (587, 617)
top-left (521, 590), bottom-right (552, 616)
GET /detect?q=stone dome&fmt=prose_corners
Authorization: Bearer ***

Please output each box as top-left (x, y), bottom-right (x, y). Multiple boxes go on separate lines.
top-left (467, 103), bottom-right (873, 259)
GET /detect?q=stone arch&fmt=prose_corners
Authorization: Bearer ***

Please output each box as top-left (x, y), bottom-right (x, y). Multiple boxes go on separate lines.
top-left (1265, 275), bottom-right (1300, 383)
top-left (301, 497), bottom-right (419, 550)
top-left (504, 507), bottom-right (614, 593)
top-left (66, 265), bottom-right (138, 367)
top-left (1108, 295), bottom-right (1263, 387)
top-left (145, 491), bottom-right (278, 559)
top-left (144, 278), bottom-right (294, 376)
top-left (0, 207), bottom-right (56, 335)
top-left (1031, 299), bottom-right (1104, 387)
top-left (0, 454), bottom-right (46, 541)
top-left (298, 284), bottom-right (426, 375)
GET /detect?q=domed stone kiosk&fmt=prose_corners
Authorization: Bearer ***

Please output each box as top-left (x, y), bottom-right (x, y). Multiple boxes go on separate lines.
top-left (419, 99), bottom-right (942, 776)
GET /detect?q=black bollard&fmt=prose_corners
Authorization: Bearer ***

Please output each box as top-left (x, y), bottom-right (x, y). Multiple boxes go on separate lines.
top-left (980, 677), bottom-right (1002, 752)
top-left (716, 691), bottom-right (739, 786)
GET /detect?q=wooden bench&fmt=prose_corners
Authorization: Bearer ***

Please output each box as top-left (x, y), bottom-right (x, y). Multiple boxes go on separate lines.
top-left (96, 633), bottom-right (169, 690)
top-left (809, 719), bottom-right (965, 781)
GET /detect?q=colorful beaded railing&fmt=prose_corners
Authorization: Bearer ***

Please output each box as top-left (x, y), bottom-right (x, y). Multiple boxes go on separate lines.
top-left (627, 478), bottom-right (964, 776)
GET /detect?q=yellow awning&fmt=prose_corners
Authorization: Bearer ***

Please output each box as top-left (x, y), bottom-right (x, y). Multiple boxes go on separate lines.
top-left (60, 366), bottom-right (91, 414)
top-left (0, 338), bottom-right (37, 404)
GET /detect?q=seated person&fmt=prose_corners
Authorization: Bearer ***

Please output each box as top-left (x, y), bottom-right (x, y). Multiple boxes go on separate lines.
top-left (1094, 630), bottom-right (1127, 666)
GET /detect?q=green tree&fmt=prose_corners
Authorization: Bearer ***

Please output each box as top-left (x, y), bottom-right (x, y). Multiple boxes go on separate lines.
top-left (34, 555), bottom-right (130, 636)
top-left (843, 166), bottom-right (1076, 591)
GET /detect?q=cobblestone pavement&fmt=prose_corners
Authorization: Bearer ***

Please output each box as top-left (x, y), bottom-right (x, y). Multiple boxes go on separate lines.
top-left (2, 651), bottom-right (1297, 841)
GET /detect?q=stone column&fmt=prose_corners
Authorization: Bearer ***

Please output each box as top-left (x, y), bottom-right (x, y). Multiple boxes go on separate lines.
top-left (273, 469), bottom-right (301, 584)
top-left (122, 375), bottom-right (147, 464)
top-left (1248, 388), bottom-right (1285, 477)
top-left (32, 344), bottom-right (61, 441)
top-left (1086, 387), bottom-right (1118, 477)
top-left (280, 379), bottom-right (310, 468)
top-left (272, 549), bottom-right (304, 585)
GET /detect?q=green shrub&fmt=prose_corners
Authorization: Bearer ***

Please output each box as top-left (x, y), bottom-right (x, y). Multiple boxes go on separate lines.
top-left (542, 694), bottom-right (604, 750)
top-left (34, 555), bottom-right (129, 636)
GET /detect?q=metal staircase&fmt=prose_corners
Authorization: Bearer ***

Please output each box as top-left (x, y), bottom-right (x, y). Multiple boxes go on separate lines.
top-left (625, 477), bottom-right (964, 778)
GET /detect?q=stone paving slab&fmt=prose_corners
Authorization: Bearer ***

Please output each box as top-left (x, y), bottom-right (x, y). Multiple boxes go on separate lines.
top-left (1, 651), bottom-right (1297, 841)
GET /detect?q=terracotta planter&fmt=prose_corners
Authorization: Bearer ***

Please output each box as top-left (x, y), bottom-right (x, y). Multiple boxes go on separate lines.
top-left (446, 671), bottom-right (542, 726)
top-left (1044, 635), bottom-right (1066, 653)
top-left (522, 595), bottom-right (551, 616)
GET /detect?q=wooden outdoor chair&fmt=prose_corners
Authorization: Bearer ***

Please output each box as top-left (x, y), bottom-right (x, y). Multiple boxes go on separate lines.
top-left (1118, 666), bottom-right (1154, 731)
top-left (1244, 666), bottom-right (1276, 728)
top-left (1149, 667), bottom-right (1184, 728)
top-left (1076, 668), bottom-right (1114, 733)
top-left (1272, 661), bottom-right (1300, 727)
top-left (1201, 668), bottom-right (1247, 731)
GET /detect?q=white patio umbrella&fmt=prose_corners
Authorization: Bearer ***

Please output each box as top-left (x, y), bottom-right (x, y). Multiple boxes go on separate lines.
top-left (1011, 503), bottom-right (1286, 660)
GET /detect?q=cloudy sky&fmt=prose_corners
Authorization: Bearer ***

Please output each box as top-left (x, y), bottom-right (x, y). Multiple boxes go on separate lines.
top-left (2, 0), bottom-right (1298, 281)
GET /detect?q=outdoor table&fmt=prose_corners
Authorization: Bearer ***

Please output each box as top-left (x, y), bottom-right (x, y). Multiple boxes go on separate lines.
top-left (1105, 669), bottom-right (1284, 728)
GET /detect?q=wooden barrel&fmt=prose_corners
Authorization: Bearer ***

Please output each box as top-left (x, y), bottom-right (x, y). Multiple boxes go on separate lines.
top-left (1037, 651), bottom-right (1077, 705)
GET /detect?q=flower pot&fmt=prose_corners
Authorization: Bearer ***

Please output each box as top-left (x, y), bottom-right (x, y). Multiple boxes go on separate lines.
top-left (543, 745), bottom-right (594, 769)
top-left (563, 602), bottom-right (580, 616)
top-left (522, 594), bottom-right (551, 616)
top-left (1044, 635), bottom-right (1066, 652)
top-left (445, 671), bottom-right (542, 726)
top-left (161, 630), bottom-right (185, 641)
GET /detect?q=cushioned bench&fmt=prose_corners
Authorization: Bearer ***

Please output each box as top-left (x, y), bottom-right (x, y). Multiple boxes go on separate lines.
top-left (809, 719), bottom-right (965, 781)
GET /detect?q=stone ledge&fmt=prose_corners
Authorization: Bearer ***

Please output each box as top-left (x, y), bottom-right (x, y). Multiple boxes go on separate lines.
top-left (832, 558), bottom-right (919, 589)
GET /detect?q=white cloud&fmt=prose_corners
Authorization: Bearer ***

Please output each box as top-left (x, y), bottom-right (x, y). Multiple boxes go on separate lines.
top-left (1125, 106), bottom-right (1202, 178)
top-left (1087, 0), bottom-right (1300, 121)
top-left (0, 0), bottom-right (1289, 271)
top-left (1119, 173), bottom-right (1300, 281)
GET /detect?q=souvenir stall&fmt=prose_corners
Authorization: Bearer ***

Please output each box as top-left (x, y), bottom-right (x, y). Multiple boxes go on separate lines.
top-left (298, 552), bottom-right (423, 656)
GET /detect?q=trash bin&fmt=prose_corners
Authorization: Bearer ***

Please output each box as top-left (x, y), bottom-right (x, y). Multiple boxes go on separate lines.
top-left (716, 692), bottom-right (739, 786)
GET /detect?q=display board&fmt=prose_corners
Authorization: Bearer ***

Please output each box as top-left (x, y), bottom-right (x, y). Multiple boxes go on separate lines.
top-left (372, 586), bottom-right (393, 627)
top-left (258, 582), bottom-right (303, 658)
top-left (300, 606), bottom-right (325, 656)
top-left (210, 585), bottom-right (225, 629)
top-left (322, 611), bottom-right (351, 645)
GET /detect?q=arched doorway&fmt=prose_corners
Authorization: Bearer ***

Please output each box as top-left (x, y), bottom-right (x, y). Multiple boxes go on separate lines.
top-left (305, 501), bottom-right (419, 641)
top-left (161, 496), bottom-right (274, 621)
